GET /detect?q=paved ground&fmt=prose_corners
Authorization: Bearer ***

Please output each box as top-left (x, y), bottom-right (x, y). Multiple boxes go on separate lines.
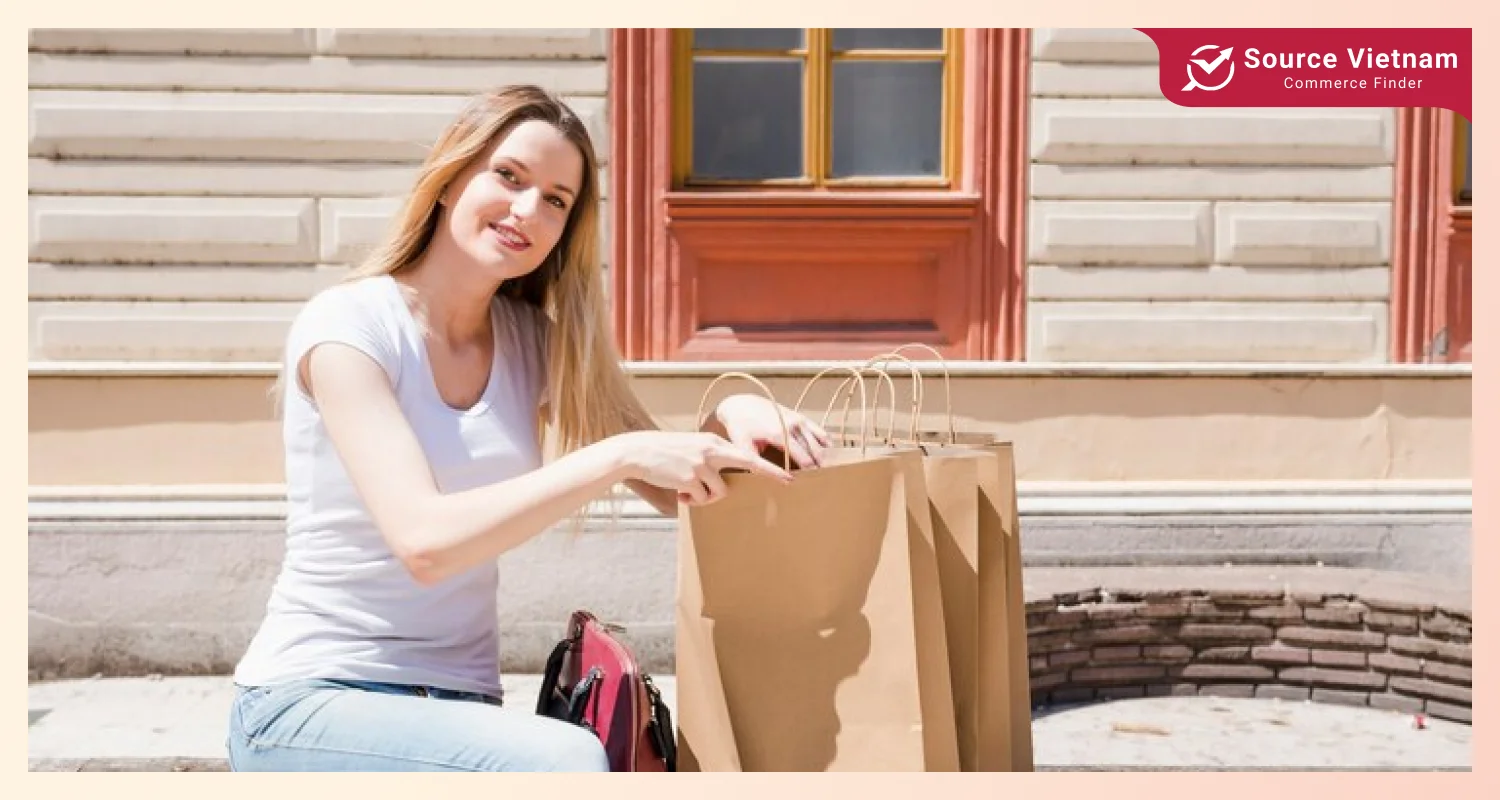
top-left (28, 675), bottom-right (1470, 771)
top-left (1032, 695), bottom-right (1469, 770)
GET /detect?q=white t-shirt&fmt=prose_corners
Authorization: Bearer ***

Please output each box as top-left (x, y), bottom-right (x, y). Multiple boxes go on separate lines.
top-left (233, 274), bottom-right (550, 699)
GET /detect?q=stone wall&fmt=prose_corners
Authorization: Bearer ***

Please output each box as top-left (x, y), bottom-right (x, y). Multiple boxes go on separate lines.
top-left (1026, 586), bottom-right (1472, 723)
top-left (31, 28), bottom-right (1408, 366)
top-left (28, 28), bottom-right (607, 364)
top-left (1026, 28), bottom-right (1395, 363)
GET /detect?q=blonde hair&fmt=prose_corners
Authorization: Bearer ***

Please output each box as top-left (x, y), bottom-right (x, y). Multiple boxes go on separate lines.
top-left (344, 85), bottom-right (656, 455)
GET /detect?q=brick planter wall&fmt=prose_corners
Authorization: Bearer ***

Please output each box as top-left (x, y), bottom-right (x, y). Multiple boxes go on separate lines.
top-left (1026, 588), bottom-right (1473, 723)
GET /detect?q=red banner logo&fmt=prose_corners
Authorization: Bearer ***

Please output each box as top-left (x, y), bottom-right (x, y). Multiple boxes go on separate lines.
top-left (1137, 28), bottom-right (1471, 120)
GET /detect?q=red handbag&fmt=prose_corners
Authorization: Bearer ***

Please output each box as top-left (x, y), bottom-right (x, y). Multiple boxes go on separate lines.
top-left (536, 610), bottom-right (676, 772)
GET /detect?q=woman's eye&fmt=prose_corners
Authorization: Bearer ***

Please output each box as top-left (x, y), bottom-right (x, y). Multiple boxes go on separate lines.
top-left (496, 168), bottom-right (518, 183)
top-left (548, 197), bottom-right (568, 210)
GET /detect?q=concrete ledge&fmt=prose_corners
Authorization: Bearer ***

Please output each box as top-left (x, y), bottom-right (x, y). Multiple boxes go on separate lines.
top-left (26, 478), bottom-right (1476, 518)
top-left (29, 196), bottom-right (320, 264)
top-left (27, 673), bottom-right (651, 771)
top-left (1030, 101), bottom-right (1394, 166)
top-left (28, 90), bottom-right (607, 163)
top-left (28, 364), bottom-right (1473, 484)
top-left (1031, 28), bottom-right (1160, 64)
top-left (29, 479), bottom-right (1472, 681)
top-left (31, 758), bottom-right (230, 772)
top-left (1026, 264), bottom-right (1391, 304)
top-left (1027, 301), bottom-right (1387, 363)
top-left (28, 672), bottom-right (1471, 771)
top-left (1029, 164), bottom-right (1396, 202)
top-left (29, 28), bottom-right (320, 56)
top-left (28, 53), bottom-right (608, 96)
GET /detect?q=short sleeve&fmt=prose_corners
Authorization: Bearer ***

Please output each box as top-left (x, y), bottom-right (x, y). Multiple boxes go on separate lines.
top-left (284, 282), bottom-right (402, 402)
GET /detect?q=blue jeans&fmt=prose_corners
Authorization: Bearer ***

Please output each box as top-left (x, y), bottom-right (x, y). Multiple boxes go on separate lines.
top-left (226, 679), bottom-right (610, 772)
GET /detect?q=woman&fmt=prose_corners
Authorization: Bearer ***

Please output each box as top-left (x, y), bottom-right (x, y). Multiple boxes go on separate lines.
top-left (227, 85), bottom-right (831, 772)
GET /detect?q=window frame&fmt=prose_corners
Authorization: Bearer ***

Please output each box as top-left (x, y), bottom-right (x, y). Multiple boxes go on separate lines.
top-left (1391, 107), bottom-right (1471, 363)
top-left (671, 28), bottom-right (965, 190)
top-left (609, 28), bottom-right (1031, 362)
top-left (1452, 113), bottom-right (1471, 207)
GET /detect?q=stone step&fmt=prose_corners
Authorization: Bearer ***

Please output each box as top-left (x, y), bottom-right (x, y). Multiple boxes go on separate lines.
top-left (28, 676), bottom-right (1472, 771)
top-left (27, 674), bottom-right (651, 772)
top-left (29, 480), bottom-right (1470, 680)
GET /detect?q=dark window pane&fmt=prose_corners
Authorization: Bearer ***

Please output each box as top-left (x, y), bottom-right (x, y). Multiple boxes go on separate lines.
top-left (831, 61), bottom-right (943, 178)
top-left (693, 29), bottom-right (804, 51)
top-left (1460, 117), bottom-right (1472, 203)
top-left (832, 29), bottom-right (943, 51)
top-left (692, 60), bottom-right (803, 181)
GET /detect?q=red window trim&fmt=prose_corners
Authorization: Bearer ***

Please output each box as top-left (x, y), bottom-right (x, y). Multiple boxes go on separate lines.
top-left (608, 28), bottom-right (1030, 361)
top-left (1391, 108), bottom-right (1471, 363)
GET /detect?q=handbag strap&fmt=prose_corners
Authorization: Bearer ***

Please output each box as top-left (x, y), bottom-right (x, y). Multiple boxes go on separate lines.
top-left (535, 637), bottom-right (573, 716)
top-left (643, 674), bottom-right (677, 771)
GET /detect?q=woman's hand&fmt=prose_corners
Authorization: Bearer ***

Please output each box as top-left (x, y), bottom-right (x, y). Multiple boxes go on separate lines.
top-left (610, 430), bottom-right (793, 506)
top-left (613, 393), bottom-right (827, 513)
top-left (704, 393), bottom-right (831, 470)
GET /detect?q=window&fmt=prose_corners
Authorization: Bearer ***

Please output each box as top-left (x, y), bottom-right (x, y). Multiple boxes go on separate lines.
top-left (1448, 114), bottom-right (1471, 361)
top-left (1454, 114), bottom-right (1471, 206)
top-left (609, 29), bottom-right (1029, 362)
top-left (673, 29), bottom-right (962, 188)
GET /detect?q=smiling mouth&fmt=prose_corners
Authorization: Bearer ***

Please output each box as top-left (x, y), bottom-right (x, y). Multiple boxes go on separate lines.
top-left (489, 222), bottom-right (532, 251)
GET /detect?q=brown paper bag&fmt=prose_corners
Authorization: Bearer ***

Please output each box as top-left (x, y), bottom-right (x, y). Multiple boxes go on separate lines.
top-left (917, 448), bottom-right (991, 771)
top-left (983, 441), bottom-right (1031, 772)
top-left (676, 372), bottom-right (960, 772)
top-left (825, 350), bottom-right (1033, 772)
top-left (674, 616), bottom-right (743, 771)
top-left (927, 441), bottom-right (1027, 772)
top-left (796, 366), bottom-right (961, 772)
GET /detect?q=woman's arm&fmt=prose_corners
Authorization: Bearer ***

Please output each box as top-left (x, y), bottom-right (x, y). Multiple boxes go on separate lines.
top-left (622, 394), bottom-right (830, 516)
top-left (308, 343), bottom-right (785, 586)
top-left (624, 478), bottom-right (679, 517)
top-left (312, 342), bottom-right (633, 585)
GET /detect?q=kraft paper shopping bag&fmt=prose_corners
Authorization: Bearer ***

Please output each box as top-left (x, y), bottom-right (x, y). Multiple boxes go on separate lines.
top-left (828, 348), bottom-right (1034, 772)
top-left (676, 372), bottom-right (959, 772)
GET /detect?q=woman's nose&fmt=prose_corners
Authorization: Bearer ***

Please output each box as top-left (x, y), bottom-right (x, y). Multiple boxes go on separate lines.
top-left (511, 187), bottom-right (540, 218)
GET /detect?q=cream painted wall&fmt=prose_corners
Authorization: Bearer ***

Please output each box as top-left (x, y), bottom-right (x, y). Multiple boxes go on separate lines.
top-left (29, 371), bottom-right (1471, 485)
top-left (30, 28), bottom-right (1405, 366)
top-left (1026, 28), bottom-right (1395, 363)
top-left (28, 28), bottom-right (609, 363)
top-left (28, 28), bottom-right (1459, 489)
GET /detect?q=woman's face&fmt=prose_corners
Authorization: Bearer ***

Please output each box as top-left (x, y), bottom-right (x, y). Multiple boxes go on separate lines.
top-left (439, 118), bottom-right (585, 283)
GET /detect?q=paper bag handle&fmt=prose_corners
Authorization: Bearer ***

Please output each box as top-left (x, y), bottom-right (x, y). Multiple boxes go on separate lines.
top-left (826, 362), bottom-right (909, 445)
top-left (820, 368), bottom-right (898, 446)
top-left (789, 365), bottom-right (876, 455)
top-left (861, 352), bottom-right (925, 445)
top-left (881, 343), bottom-right (956, 446)
top-left (695, 371), bottom-right (795, 472)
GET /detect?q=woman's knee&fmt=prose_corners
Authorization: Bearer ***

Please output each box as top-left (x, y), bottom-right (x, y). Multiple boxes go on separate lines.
top-left (542, 722), bottom-right (611, 772)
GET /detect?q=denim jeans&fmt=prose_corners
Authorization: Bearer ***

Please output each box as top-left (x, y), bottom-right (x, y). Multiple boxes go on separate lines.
top-left (226, 678), bottom-right (610, 772)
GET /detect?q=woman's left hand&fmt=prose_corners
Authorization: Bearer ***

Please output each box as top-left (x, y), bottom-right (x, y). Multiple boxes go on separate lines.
top-left (706, 393), bottom-right (831, 469)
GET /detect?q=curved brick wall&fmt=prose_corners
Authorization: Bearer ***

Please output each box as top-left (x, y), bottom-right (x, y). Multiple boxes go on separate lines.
top-left (1025, 586), bottom-right (1473, 724)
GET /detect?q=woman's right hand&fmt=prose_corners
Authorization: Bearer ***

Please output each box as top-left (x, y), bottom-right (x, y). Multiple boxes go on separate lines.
top-left (608, 430), bottom-right (794, 506)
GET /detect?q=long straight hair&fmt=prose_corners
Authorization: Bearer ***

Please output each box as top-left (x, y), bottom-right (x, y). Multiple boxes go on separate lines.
top-left (341, 85), bottom-right (656, 456)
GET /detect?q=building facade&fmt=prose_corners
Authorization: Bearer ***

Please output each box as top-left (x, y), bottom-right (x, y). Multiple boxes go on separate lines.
top-left (28, 29), bottom-right (1472, 677)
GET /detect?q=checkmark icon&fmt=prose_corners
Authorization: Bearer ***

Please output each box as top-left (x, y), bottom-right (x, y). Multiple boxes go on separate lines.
top-left (1183, 44), bottom-right (1237, 91)
top-left (1190, 47), bottom-right (1234, 74)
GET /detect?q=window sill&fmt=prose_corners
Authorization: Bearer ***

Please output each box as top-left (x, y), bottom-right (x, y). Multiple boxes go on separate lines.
top-left (662, 190), bottom-right (982, 219)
